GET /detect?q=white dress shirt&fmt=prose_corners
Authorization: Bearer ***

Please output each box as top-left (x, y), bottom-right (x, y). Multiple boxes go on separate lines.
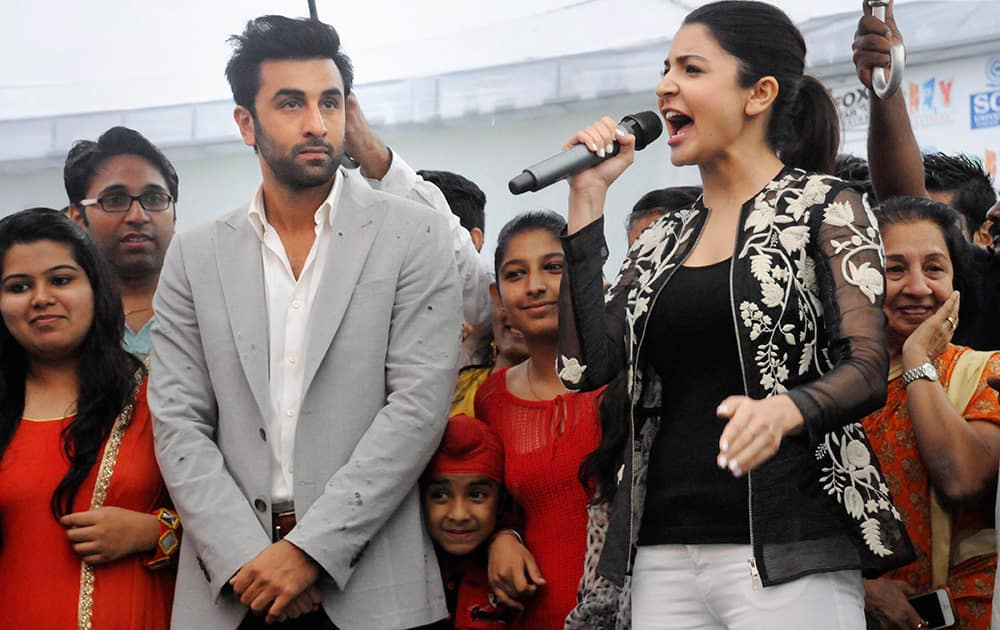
top-left (366, 151), bottom-right (494, 365)
top-left (247, 174), bottom-right (343, 504)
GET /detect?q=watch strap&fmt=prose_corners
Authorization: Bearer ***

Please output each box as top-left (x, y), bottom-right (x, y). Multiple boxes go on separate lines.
top-left (901, 362), bottom-right (936, 386)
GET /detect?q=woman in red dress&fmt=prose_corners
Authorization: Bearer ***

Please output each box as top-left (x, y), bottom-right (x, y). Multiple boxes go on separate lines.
top-left (475, 211), bottom-right (602, 629)
top-left (0, 208), bottom-right (177, 629)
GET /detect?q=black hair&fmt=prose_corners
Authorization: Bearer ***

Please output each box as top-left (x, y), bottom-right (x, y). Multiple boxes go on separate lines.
top-left (64, 126), bottom-right (179, 220)
top-left (0, 208), bottom-right (142, 524)
top-left (923, 153), bottom-right (998, 238)
top-left (493, 210), bottom-right (567, 281)
top-left (417, 170), bottom-right (486, 233)
top-left (875, 196), bottom-right (978, 311)
top-left (579, 371), bottom-right (629, 503)
top-left (834, 154), bottom-right (875, 200)
top-left (683, 1), bottom-right (838, 173)
top-left (626, 186), bottom-right (702, 232)
top-left (225, 15), bottom-right (354, 116)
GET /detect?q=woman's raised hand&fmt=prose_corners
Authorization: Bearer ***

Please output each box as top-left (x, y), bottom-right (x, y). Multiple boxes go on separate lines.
top-left (565, 116), bottom-right (636, 234)
top-left (902, 291), bottom-right (960, 368)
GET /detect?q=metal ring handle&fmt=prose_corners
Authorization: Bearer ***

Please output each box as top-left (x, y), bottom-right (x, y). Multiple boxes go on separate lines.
top-left (869, 0), bottom-right (905, 99)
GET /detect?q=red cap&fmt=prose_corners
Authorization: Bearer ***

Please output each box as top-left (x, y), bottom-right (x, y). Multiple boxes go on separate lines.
top-left (425, 414), bottom-right (504, 484)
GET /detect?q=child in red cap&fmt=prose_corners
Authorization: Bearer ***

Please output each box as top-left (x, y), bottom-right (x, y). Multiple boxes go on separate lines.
top-left (422, 414), bottom-right (510, 629)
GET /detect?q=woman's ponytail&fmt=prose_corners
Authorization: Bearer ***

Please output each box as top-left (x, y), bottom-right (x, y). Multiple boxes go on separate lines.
top-left (780, 75), bottom-right (840, 175)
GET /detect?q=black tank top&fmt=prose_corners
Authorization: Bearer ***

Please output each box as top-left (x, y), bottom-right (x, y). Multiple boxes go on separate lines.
top-left (638, 258), bottom-right (751, 545)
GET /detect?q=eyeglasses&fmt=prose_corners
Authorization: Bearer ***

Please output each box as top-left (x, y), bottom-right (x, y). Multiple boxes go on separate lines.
top-left (79, 191), bottom-right (173, 213)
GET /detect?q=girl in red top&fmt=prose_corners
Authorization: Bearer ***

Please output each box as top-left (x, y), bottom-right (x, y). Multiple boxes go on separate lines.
top-left (475, 211), bottom-right (602, 630)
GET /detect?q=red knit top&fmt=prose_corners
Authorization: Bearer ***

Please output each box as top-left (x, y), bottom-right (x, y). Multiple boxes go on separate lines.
top-left (474, 368), bottom-right (603, 630)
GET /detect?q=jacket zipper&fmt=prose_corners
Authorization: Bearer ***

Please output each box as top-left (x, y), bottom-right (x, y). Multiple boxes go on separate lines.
top-left (625, 208), bottom-right (708, 575)
top-left (727, 205), bottom-right (761, 590)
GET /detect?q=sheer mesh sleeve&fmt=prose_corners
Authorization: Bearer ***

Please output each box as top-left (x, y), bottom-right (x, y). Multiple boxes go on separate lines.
top-left (558, 217), bottom-right (630, 391)
top-left (786, 186), bottom-right (890, 444)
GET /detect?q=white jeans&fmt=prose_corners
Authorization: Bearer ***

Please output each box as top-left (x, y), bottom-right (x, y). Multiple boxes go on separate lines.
top-left (632, 544), bottom-right (865, 630)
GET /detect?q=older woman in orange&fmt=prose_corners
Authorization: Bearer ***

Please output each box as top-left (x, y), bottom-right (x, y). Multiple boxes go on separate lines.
top-left (862, 197), bottom-right (1000, 630)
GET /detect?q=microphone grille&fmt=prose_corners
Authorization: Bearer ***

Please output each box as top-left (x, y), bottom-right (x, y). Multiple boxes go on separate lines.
top-left (622, 111), bottom-right (663, 151)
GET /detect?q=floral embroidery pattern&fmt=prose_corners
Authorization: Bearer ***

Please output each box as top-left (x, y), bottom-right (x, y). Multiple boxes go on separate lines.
top-left (816, 425), bottom-right (897, 556)
top-left (558, 355), bottom-right (587, 387)
top-left (737, 174), bottom-right (883, 395)
top-left (735, 172), bottom-right (893, 557)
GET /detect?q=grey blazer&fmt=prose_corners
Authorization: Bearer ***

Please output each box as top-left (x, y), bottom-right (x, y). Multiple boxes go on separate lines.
top-left (150, 169), bottom-right (462, 630)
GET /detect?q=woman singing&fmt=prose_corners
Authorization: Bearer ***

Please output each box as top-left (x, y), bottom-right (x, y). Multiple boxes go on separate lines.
top-left (556, 2), bottom-right (913, 627)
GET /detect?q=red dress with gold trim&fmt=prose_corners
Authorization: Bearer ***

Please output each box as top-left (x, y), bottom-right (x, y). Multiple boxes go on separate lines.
top-left (0, 381), bottom-right (174, 629)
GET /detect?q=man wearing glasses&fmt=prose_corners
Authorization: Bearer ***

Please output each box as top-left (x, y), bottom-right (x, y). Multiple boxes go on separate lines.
top-left (65, 126), bottom-right (178, 358)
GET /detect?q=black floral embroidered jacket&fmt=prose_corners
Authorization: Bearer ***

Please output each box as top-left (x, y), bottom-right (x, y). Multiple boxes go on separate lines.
top-left (557, 169), bottom-right (915, 629)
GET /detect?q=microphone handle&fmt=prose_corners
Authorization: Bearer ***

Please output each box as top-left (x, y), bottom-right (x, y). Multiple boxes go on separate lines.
top-left (508, 142), bottom-right (619, 194)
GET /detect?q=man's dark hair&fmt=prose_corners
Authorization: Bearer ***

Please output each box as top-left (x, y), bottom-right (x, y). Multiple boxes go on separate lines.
top-left (417, 170), bottom-right (486, 233)
top-left (64, 126), bottom-right (179, 214)
top-left (923, 153), bottom-right (997, 238)
top-left (225, 15), bottom-right (354, 116)
top-left (834, 154), bottom-right (874, 200)
top-left (626, 186), bottom-right (702, 231)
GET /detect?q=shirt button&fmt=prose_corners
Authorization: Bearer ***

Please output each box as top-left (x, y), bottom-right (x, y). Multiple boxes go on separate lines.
top-left (287, 355), bottom-right (298, 365)
top-left (291, 300), bottom-right (302, 310)
top-left (286, 409), bottom-right (296, 418)
top-left (254, 498), bottom-right (268, 513)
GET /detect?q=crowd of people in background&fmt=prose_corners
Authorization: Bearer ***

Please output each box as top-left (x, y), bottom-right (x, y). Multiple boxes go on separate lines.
top-left (2, 1), bottom-right (1000, 629)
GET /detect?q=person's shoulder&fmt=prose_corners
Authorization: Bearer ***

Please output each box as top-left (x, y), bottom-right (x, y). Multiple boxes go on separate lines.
top-left (342, 169), bottom-right (438, 218)
top-left (173, 206), bottom-right (250, 249)
top-left (473, 369), bottom-right (509, 420)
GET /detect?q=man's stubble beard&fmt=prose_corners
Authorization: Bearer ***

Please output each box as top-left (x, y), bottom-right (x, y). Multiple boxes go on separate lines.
top-left (254, 119), bottom-right (342, 190)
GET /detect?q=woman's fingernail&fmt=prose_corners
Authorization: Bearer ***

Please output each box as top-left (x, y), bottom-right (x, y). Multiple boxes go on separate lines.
top-left (597, 147), bottom-right (606, 158)
top-left (717, 454), bottom-right (728, 469)
top-left (616, 128), bottom-right (626, 137)
top-left (717, 403), bottom-right (729, 415)
top-left (590, 143), bottom-right (598, 152)
top-left (720, 438), bottom-right (729, 453)
top-left (605, 143), bottom-right (614, 154)
top-left (730, 460), bottom-right (743, 477)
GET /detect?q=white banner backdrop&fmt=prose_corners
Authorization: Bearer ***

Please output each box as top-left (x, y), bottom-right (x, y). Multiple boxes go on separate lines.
top-left (830, 52), bottom-right (1000, 187)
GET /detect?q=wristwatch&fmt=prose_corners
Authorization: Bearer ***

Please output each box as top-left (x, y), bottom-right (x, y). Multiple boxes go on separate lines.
top-left (901, 362), bottom-right (938, 386)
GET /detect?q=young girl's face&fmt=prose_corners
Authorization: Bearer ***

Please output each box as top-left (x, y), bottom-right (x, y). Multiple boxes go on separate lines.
top-left (423, 474), bottom-right (500, 556)
top-left (494, 229), bottom-right (564, 340)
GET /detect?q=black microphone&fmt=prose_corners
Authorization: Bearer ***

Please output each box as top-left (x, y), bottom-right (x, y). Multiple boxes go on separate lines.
top-left (508, 111), bottom-right (663, 195)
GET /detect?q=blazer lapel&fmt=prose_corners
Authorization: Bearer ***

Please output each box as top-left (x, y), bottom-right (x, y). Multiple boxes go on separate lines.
top-left (301, 171), bottom-right (384, 395)
top-left (216, 214), bottom-right (272, 425)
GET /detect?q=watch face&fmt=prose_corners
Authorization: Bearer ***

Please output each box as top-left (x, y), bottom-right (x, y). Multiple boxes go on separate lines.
top-left (924, 363), bottom-right (938, 380)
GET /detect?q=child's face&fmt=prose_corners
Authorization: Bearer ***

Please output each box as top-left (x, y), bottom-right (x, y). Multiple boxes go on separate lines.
top-left (423, 473), bottom-right (500, 556)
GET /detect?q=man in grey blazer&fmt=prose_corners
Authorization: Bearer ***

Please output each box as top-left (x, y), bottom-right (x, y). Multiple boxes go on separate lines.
top-left (150, 16), bottom-right (461, 630)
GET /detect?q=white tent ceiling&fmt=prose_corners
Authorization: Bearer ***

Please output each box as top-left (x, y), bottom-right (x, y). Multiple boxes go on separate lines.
top-left (0, 0), bottom-right (963, 119)
top-left (0, 0), bottom-right (994, 172)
